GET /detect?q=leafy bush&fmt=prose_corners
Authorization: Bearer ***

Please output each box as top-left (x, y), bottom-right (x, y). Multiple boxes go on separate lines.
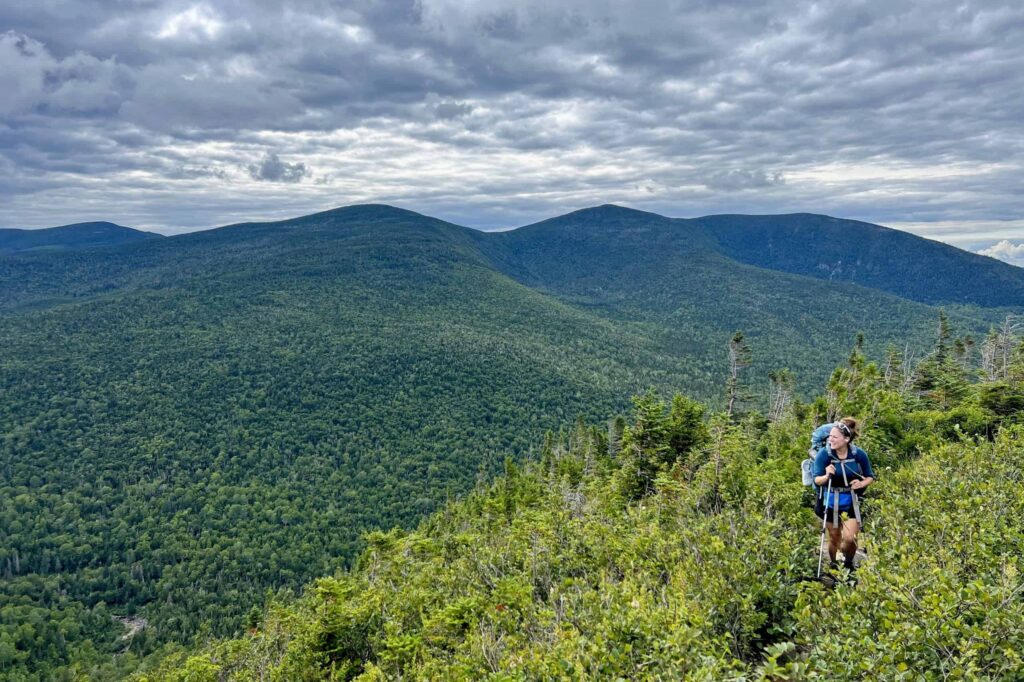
top-left (136, 393), bottom-right (1024, 681)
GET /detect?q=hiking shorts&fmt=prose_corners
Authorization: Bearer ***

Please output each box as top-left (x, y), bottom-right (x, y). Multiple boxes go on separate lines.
top-left (814, 494), bottom-right (864, 527)
top-left (814, 503), bottom-right (863, 527)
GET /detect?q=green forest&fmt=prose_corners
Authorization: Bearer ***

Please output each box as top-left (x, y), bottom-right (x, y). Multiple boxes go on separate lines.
top-left (4, 306), bottom-right (1023, 679)
top-left (3, 205), bottom-right (1024, 679)
top-left (135, 319), bottom-right (1024, 681)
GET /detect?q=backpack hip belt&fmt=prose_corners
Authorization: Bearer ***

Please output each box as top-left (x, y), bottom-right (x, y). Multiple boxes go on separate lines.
top-left (827, 485), bottom-right (862, 526)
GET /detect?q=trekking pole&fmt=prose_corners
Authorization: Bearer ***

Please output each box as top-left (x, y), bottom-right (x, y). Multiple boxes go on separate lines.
top-left (816, 479), bottom-right (832, 578)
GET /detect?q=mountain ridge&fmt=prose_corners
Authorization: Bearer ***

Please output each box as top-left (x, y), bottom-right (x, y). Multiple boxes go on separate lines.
top-left (11, 202), bottom-right (1017, 308)
top-left (691, 212), bottom-right (1024, 306)
top-left (0, 221), bottom-right (162, 255)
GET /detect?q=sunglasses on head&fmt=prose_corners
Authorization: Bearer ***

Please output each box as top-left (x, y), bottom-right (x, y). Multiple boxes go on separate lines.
top-left (833, 422), bottom-right (852, 438)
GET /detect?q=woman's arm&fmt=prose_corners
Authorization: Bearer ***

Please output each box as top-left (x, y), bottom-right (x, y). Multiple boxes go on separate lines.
top-left (814, 461), bottom-right (836, 486)
top-left (851, 476), bottom-right (873, 490)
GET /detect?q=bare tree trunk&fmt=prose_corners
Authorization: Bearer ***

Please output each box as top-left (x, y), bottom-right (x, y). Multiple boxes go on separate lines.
top-left (726, 331), bottom-right (751, 419)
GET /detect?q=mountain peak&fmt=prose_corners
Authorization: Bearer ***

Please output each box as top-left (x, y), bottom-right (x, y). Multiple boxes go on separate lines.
top-left (229, 203), bottom-right (463, 233)
top-left (560, 204), bottom-right (668, 222)
top-left (0, 221), bottom-right (161, 255)
top-left (303, 203), bottom-right (436, 223)
top-left (514, 204), bottom-right (672, 234)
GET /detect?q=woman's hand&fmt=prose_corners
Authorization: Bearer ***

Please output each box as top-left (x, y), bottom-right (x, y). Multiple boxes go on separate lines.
top-left (825, 463), bottom-right (836, 476)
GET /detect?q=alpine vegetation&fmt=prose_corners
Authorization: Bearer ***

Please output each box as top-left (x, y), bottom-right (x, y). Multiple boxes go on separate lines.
top-left (137, 332), bottom-right (1024, 681)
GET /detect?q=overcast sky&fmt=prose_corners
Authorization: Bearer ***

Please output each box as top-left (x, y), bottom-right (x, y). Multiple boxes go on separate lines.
top-left (2, 0), bottom-right (1022, 262)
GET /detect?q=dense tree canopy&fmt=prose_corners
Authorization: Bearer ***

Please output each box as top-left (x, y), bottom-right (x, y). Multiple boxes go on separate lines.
top-left (2, 205), bottom-right (1021, 679)
top-left (137, 336), bottom-right (1024, 681)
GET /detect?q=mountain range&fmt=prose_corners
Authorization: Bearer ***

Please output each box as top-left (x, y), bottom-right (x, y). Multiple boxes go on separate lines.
top-left (1, 203), bottom-right (1020, 676)
top-left (4, 205), bottom-right (1021, 309)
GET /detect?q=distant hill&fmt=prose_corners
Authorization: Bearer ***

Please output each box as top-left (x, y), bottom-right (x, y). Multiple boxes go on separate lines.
top-left (4, 205), bottom-right (1021, 313)
top-left (1, 203), bottom-right (1017, 676)
top-left (693, 213), bottom-right (1024, 307)
top-left (473, 206), bottom-right (1024, 309)
top-left (0, 221), bottom-right (162, 255)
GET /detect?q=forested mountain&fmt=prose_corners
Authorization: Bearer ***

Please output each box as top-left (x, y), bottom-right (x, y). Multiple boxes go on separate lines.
top-left (694, 212), bottom-right (1024, 307)
top-left (0, 222), bottom-right (161, 256)
top-left (472, 205), bottom-right (1010, 382)
top-left (1, 203), bottom-right (1021, 679)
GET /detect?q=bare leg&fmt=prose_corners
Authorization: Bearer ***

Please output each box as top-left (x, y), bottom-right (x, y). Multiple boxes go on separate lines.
top-left (826, 525), bottom-right (843, 563)
top-left (841, 518), bottom-right (861, 568)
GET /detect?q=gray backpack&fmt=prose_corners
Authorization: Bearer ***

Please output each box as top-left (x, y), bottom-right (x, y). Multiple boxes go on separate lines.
top-left (801, 423), bottom-right (834, 488)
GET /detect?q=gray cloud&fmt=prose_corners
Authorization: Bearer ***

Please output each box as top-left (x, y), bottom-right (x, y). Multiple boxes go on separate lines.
top-left (0, 31), bottom-right (133, 116)
top-left (704, 170), bottom-right (785, 191)
top-left (247, 152), bottom-right (309, 183)
top-left (0, 0), bottom-right (1021, 239)
top-left (169, 164), bottom-right (229, 180)
top-left (433, 100), bottom-right (474, 120)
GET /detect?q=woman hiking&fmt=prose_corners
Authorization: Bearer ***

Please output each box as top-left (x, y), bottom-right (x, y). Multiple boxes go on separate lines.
top-left (813, 418), bottom-right (875, 571)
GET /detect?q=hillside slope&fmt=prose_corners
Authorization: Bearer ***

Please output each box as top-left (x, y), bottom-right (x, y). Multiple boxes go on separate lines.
top-left (694, 213), bottom-right (1024, 307)
top-left (137, 376), bottom-right (1024, 681)
top-left (0, 222), bottom-right (161, 255)
top-left (474, 206), bottom-right (976, 387)
top-left (3, 206), bottom-right (695, 650)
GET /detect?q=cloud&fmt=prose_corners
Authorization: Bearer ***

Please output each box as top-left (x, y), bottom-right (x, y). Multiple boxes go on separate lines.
top-left (0, 1), bottom-right (1021, 238)
top-left (433, 100), bottom-right (474, 120)
top-left (0, 32), bottom-right (52, 116)
top-left (155, 5), bottom-right (226, 42)
top-left (0, 31), bottom-right (132, 117)
top-left (247, 152), bottom-right (309, 183)
top-left (977, 240), bottom-right (1024, 267)
top-left (168, 164), bottom-right (229, 180)
top-left (703, 169), bottom-right (785, 191)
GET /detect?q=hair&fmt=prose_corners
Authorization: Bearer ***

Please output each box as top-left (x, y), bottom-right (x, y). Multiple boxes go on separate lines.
top-left (836, 417), bottom-right (860, 441)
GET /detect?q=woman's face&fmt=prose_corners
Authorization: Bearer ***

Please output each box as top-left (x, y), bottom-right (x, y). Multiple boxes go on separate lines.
top-left (828, 427), bottom-right (850, 450)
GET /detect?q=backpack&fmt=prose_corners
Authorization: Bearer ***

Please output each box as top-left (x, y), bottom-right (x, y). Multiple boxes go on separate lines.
top-left (801, 422), bottom-right (834, 488)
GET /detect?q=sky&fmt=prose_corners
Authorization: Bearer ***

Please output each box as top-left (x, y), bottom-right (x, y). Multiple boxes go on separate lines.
top-left (1, 0), bottom-right (1022, 264)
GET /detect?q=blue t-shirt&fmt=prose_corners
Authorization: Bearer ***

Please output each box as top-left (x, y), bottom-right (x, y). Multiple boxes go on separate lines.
top-left (813, 446), bottom-right (874, 509)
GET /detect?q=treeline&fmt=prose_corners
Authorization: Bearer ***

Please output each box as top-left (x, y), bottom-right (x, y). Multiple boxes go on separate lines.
top-left (133, 316), bottom-right (1024, 681)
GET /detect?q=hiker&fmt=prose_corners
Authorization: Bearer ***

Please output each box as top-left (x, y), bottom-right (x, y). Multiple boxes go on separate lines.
top-left (813, 418), bottom-right (874, 571)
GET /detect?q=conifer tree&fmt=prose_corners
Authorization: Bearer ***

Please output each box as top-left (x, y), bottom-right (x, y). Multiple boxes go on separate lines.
top-left (725, 331), bottom-right (752, 419)
top-left (613, 391), bottom-right (671, 501)
top-left (667, 394), bottom-right (708, 457)
top-left (913, 311), bottom-right (969, 409)
top-left (607, 416), bottom-right (625, 459)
